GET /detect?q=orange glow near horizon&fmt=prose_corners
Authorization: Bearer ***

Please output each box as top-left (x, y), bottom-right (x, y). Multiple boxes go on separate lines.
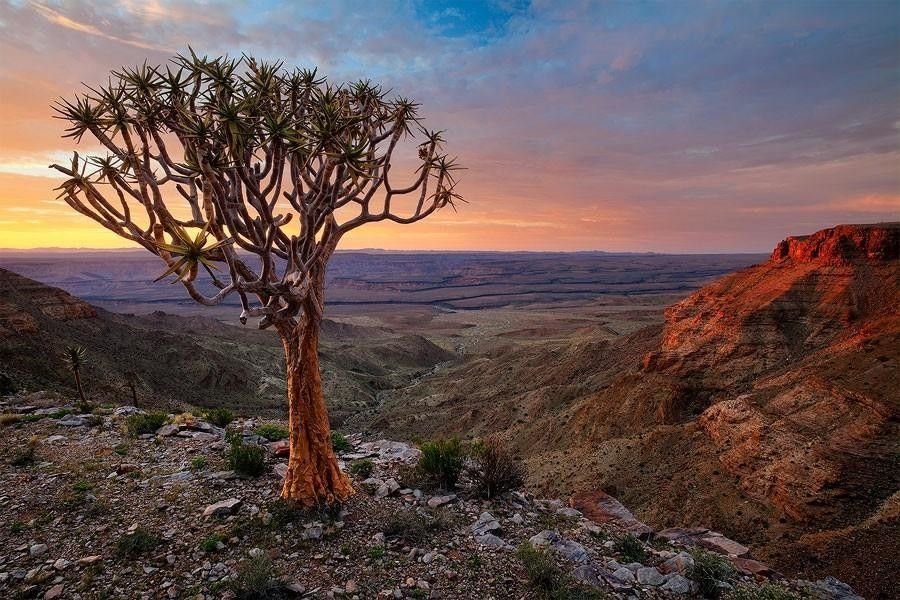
top-left (1, 2), bottom-right (898, 254)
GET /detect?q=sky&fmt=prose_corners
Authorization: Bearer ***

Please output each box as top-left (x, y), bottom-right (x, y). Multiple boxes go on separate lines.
top-left (0, 0), bottom-right (898, 253)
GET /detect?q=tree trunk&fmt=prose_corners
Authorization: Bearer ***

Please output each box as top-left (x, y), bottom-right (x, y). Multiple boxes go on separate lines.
top-left (276, 273), bottom-right (354, 506)
top-left (73, 368), bottom-right (87, 409)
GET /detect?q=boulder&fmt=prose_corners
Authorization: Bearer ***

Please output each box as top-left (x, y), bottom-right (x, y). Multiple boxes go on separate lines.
top-left (202, 498), bottom-right (242, 518)
top-left (661, 574), bottom-right (696, 595)
top-left (636, 566), bottom-right (665, 586)
top-left (660, 551), bottom-right (695, 574)
top-left (471, 512), bottom-right (501, 536)
top-left (699, 533), bottom-right (750, 558)
top-left (570, 490), bottom-right (653, 538)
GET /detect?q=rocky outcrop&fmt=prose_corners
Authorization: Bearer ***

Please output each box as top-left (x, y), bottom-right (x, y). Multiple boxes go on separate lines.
top-left (0, 268), bottom-right (95, 337)
top-left (770, 223), bottom-right (899, 264)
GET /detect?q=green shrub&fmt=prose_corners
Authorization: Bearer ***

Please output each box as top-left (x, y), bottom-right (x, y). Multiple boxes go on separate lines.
top-left (191, 456), bottom-right (207, 471)
top-left (348, 459), bottom-right (374, 479)
top-left (516, 542), bottom-right (605, 599)
top-left (254, 423), bottom-right (288, 441)
top-left (469, 437), bottom-right (526, 498)
top-left (418, 438), bottom-right (466, 489)
top-left (113, 443), bottom-right (129, 456)
top-left (517, 542), bottom-right (565, 592)
top-left (125, 412), bottom-right (168, 435)
top-left (72, 480), bottom-right (93, 492)
top-left (688, 549), bottom-right (737, 598)
top-left (204, 408), bottom-right (234, 428)
top-left (117, 528), bottom-right (159, 557)
top-left (368, 545), bottom-right (385, 560)
top-left (613, 534), bottom-right (647, 563)
top-left (331, 431), bottom-right (351, 453)
top-left (200, 533), bottom-right (223, 552)
top-left (228, 439), bottom-right (266, 477)
top-left (726, 583), bottom-right (806, 600)
top-left (230, 555), bottom-right (283, 599)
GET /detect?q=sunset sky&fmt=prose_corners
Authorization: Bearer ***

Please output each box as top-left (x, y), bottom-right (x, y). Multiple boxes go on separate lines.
top-left (0, 0), bottom-right (898, 252)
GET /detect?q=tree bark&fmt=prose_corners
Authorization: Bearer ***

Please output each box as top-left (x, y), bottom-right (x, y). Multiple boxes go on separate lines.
top-left (276, 270), bottom-right (354, 506)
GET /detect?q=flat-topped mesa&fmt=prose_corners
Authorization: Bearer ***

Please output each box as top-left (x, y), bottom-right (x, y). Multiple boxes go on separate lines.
top-left (770, 223), bottom-right (900, 264)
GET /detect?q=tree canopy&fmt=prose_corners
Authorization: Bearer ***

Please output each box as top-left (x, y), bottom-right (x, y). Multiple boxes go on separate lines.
top-left (51, 49), bottom-right (462, 329)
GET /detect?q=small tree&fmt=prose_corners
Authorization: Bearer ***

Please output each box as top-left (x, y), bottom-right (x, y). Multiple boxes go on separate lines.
top-left (122, 369), bottom-right (141, 407)
top-left (63, 345), bottom-right (89, 411)
top-left (50, 50), bottom-right (462, 506)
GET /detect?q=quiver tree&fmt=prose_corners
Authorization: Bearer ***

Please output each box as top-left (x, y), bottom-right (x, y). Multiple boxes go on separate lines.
top-left (63, 345), bottom-right (88, 411)
top-left (50, 50), bottom-right (463, 506)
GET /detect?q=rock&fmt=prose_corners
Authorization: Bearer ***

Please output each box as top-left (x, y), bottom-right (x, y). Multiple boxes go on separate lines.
top-left (474, 533), bottom-right (508, 548)
top-left (511, 513), bottom-right (524, 525)
top-left (556, 507), bottom-right (582, 519)
top-left (529, 530), bottom-right (588, 563)
top-left (795, 576), bottom-right (864, 600)
top-left (656, 527), bottom-right (709, 544)
top-left (113, 406), bottom-right (144, 417)
top-left (52, 559), bottom-right (70, 571)
top-left (611, 567), bottom-right (636, 583)
top-left (698, 533), bottom-right (750, 558)
top-left (571, 564), bottom-right (604, 588)
top-left (471, 512), bottom-right (501, 536)
top-left (345, 580), bottom-right (358, 594)
top-left (150, 471), bottom-right (193, 484)
top-left (44, 584), bottom-right (64, 599)
top-left (660, 551), bottom-right (694, 574)
top-left (57, 414), bottom-right (87, 427)
top-left (29, 544), bottom-right (48, 556)
top-left (156, 424), bottom-right (180, 437)
top-left (427, 494), bottom-right (455, 508)
top-left (249, 548), bottom-right (264, 558)
top-left (570, 490), bottom-right (653, 538)
top-left (661, 574), bottom-right (696, 595)
top-left (302, 525), bottom-right (324, 540)
top-left (202, 498), bottom-right (242, 518)
top-left (44, 435), bottom-right (67, 444)
top-left (731, 557), bottom-right (776, 578)
top-left (77, 556), bottom-right (102, 566)
top-left (636, 566), bottom-right (665, 586)
top-left (273, 463), bottom-right (288, 478)
top-left (269, 440), bottom-right (290, 457)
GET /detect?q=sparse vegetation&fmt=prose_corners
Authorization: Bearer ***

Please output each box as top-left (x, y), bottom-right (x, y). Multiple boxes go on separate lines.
top-left (72, 480), bottom-right (93, 492)
top-left (688, 548), bottom-right (738, 597)
top-left (228, 439), bottom-right (267, 477)
top-left (469, 437), bottom-right (527, 498)
top-left (517, 542), bottom-right (605, 599)
top-left (0, 413), bottom-right (20, 426)
top-left (117, 528), bottom-right (159, 557)
top-left (254, 423), bottom-right (288, 441)
top-left (368, 545), bottom-right (385, 560)
top-left (348, 459), bottom-right (374, 479)
top-left (331, 431), bottom-right (351, 453)
top-left (418, 437), bottom-right (466, 489)
top-left (191, 456), bottom-right (207, 471)
top-left (204, 407), bottom-right (234, 428)
top-left (383, 508), bottom-right (455, 543)
top-left (125, 411), bottom-right (168, 435)
top-left (230, 555), bottom-right (283, 599)
top-left (200, 533), bottom-right (224, 552)
top-left (726, 583), bottom-right (807, 600)
top-left (10, 436), bottom-right (39, 466)
top-left (63, 344), bottom-right (91, 412)
top-left (613, 534), bottom-right (647, 563)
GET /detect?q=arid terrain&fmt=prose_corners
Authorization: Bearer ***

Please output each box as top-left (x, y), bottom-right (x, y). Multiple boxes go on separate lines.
top-left (1, 229), bottom-right (898, 598)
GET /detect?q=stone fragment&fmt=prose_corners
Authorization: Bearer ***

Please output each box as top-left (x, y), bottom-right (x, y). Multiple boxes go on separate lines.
top-left (44, 584), bottom-right (64, 599)
top-left (661, 574), bottom-right (696, 595)
top-left (427, 494), bottom-right (455, 508)
top-left (29, 544), bottom-right (48, 557)
top-left (636, 566), bottom-right (665, 586)
top-left (570, 490), bottom-right (653, 538)
top-left (659, 551), bottom-right (695, 574)
top-left (471, 512), bottom-right (501, 536)
top-left (202, 498), bottom-right (242, 518)
top-left (699, 534), bottom-right (750, 558)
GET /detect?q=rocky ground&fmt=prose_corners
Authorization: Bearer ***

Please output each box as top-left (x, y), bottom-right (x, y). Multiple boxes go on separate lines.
top-left (0, 393), bottom-right (867, 600)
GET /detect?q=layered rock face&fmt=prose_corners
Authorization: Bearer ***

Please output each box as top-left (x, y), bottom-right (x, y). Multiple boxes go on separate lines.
top-left (0, 268), bottom-right (96, 337)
